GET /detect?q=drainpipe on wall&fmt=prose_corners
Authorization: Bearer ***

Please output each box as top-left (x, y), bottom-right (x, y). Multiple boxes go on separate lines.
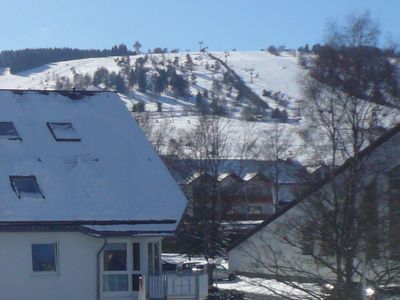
top-left (96, 237), bottom-right (108, 300)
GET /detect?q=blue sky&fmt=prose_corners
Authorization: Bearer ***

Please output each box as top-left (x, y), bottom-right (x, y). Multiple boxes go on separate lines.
top-left (0, 0), bottom-right (398, 52)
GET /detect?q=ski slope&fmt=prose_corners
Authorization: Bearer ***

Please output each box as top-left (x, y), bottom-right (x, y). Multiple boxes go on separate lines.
top-left (0, 51), bottom-right (396, 165)
top-left (0, 51), bottom-right (306, 158)
top-left (0, 51), bottom-right (305, 115)
top-left (213, 51), bottom-right (304, 98)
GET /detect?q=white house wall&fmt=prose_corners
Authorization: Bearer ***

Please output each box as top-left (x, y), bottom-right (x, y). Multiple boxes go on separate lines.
top-left (229, 129), bottom-right (400, 281)
top-left (0, 231), bottom-right (162, 300)
top-left (229, 206), bottom-right (337, 280)
top-left (0, 231), bottom-right (102, 300)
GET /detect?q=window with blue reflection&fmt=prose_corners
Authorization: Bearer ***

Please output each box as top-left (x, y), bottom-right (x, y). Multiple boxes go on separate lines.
top-left (32, 243), bottom-right (57, 272)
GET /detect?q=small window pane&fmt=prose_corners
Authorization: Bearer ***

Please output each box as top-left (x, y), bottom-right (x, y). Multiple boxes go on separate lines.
top-left (32, 243), bottom-right (57, 272)
top-left (0, 122), bottom-right (21, 140)
top-left (103, 274), bottom-right (128, 291)
top-left (154, 242), bottom-right (160, 273)
top-left (103, 243), bottom-right (127, 271)
top-left (247, 206), bottom-right (262, 214)
top-left (47, 122), bottom-right (80, 142)
top-left (133, 243), bottom-right (140, 271)
top-left (10, 176), bottom-right (44, 199)
top-left (148, 243), bottom-right (154, 274)
top-left (132, 274), bottom-right (141, 291)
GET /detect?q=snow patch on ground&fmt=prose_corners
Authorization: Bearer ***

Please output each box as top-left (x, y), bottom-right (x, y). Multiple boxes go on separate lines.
top-left (216, 275), bottom-right (320, 299)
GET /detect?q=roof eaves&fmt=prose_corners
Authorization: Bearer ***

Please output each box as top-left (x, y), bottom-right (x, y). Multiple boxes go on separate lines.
top-left (0, 219), bottom-right (177, 226)
top-left (1, 89), bottom-right (116, 100)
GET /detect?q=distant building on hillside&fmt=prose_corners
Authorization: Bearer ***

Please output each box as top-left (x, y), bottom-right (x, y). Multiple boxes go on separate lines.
top-left (163, 157), bottom-right (310, 220)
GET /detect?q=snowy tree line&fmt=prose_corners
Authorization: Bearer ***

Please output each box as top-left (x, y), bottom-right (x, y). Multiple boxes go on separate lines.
top-left (0, 41), bottom-right (185, 74)
top-left (0, 44), bottom-right (132, 74)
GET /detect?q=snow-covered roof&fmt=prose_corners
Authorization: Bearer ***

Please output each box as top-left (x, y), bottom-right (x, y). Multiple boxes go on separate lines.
top-left (165, 158), bottom-right (309, 185)
top-left (185, 172), bottom-right (206, 184)
top-left (0, 90), bottom-right (186, 233)
top-left (82, 224), bottom-right (177, 235)
top-left (218, 172), bottom-right (233, 182)
top-left (242, 172), bottom-right (260, 181)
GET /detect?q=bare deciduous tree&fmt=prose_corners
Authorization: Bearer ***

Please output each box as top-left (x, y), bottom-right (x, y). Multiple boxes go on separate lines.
top-left (174, 115), bottom-right (233, 282)
top-left (326, 11), bottom-right (380, 48)
top-left (134, 112), bottom-right (173, 154)
top-left (236, 12), bottom-right (400, 300)
top-left (262, 123), bottom-right (295, 211)
top-left (168, 115), bottom-right (260, 283)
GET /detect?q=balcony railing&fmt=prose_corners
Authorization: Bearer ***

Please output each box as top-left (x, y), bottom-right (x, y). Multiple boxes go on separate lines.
top-left (144, 272), bottom-right (208, 300)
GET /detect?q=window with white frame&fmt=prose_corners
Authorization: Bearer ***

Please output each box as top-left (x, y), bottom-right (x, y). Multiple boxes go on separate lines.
top-left (103, 243), bottom-right (128, 292)
top-left (102, 242), bottom-right (145, 293)
top-left (147, 242), bottom-right (161, 274)
top-left (31, 243), bottom-right (58, 272)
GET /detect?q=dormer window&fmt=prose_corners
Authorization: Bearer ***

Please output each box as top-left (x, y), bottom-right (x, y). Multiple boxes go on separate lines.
top-left (47, 122), bottom-right (81, 142)
top-left (0, 122), bottom-right (21, 140)
top-left (10, 176), bottom-right (45, 199)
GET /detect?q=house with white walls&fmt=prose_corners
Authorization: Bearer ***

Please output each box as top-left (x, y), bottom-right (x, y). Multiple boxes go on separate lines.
top-left (228, 123), bottom-right (400, 286)
top-left (0, 90), bottom-right (206, 300)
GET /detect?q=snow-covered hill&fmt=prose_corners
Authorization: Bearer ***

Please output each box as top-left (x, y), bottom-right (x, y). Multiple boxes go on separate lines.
top-left (0, 51), bottom-right (306, 155)
top-left (0, 51), bottom-right (305, 116)
top-left (213, 51), bottom-right (304, 103)
top-left (0, 51), bottom-right (396, 165)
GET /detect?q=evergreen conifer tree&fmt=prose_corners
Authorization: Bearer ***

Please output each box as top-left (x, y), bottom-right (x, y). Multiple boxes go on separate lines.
top-left (133, 41), bottom-right (142, 54)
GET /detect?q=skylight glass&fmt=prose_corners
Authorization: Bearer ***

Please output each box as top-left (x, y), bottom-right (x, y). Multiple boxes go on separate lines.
top-left (47, 122), bottom-right (81, 142)
top-left (0, 122), bottom-right (21, 140)
top-left (10, 176), bottom-right (45, 199)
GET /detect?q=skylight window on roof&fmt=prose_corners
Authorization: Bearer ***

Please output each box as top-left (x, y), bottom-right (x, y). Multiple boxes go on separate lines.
top-left (10, 176), bottom-right (45, 199)
top-left (47, 122), bottom-right (81, 142)
top-left (0, 122), bottom-right (21, 140)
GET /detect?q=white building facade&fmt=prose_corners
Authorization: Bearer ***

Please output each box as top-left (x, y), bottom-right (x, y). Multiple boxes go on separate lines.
top-left (0, 232), bottom-right (166, 300)
top-left (0, 90), bottom-right (192, 300)
top-left (228, 124), bottom-right (400, 284)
